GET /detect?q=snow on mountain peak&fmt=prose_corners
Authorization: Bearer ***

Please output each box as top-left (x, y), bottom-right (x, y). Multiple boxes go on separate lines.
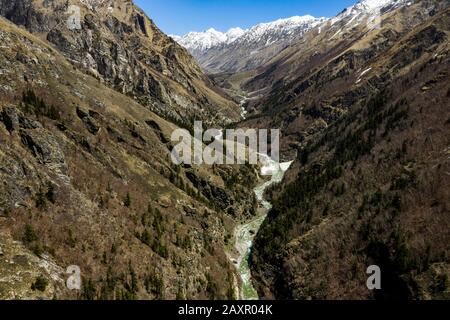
top-left (358, 0), bottom-right (397, 10)
top-left (174, 15), bottom-right (325, 53)
top-left (172, 28), bottom-right (229, 52)
top-left (329, 0), bottom-right (410, 28)
top-left (226, 27), bottom-right (246, 42)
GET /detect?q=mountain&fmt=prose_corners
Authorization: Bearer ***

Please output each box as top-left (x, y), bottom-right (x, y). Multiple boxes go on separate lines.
top-left (171, 27), bottom-right (245, 54)
top-left (0, 0), bottom-right (256, 299)
top-left (0, 0), bottom-right (240, 127)
top-left (174, 15), bottom-right (327, 74)
top-left (0, 0), bottom-right (449, 302)
top-left (242, 0), bottom-right (450, 299)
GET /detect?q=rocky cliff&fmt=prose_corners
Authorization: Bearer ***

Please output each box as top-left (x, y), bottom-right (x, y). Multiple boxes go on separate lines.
top-left (0, 0), bottom-right (240, 127)
top-left (249, 0), bottom-right (450, 299)
top-left (0, 4), bottom-right (255, 299)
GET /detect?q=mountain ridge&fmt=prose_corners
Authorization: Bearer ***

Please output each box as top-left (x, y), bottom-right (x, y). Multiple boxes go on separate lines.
top-left (0, 0), bottom-right (240, 126)
top-left (174, 15), bottom-right (326, 74)
top-left (0, 0), bottom-right (256, 300)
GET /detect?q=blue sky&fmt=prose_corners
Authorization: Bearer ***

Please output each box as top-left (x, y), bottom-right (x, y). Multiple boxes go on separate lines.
top-left (135, 0), bottom-right (357, 36)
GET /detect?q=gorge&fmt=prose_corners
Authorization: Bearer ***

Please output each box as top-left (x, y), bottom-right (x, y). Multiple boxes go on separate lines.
top-left (0, 0), bottom-right (449, 301)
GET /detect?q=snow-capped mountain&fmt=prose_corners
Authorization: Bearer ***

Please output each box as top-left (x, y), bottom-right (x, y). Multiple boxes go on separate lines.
top-left (330, 0), bottom-right (410, 27)
top-left (171, 27), bottom-right (245, 53)
top-left (172, 15), bottom-right (327, 74)
top-left (172, 0), bottom-right (412, 74)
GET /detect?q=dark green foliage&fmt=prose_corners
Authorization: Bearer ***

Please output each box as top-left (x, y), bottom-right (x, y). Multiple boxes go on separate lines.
top-left (205, 273), bottom-right (218, 299)
top-left (35, 182), bottom-right (57, 210)
top-left (176, 283), bottom-right (185, 300)
top-left (125, 264), bottom-right (138, 295)
top-left (334, 129), bottom-right (374, 164)
top-left (152, 208), bottom-right (165, 237)
top-left (99, 267), bottom-right (117, 299)
top-left (82, 278), bottom-right (97, 300)
top-left (254, 91), bottom-right (413, 268)
top-left (334, 182), bottom-right (346, 196)
top-left (390, 172), bottom-right (416, 190)
top-left (203, 235), bottom-right (215, 256)
top-left (45, 182), bottom-right (56, 204)
top-left (32, 244), bottom-right (43, 257)
top-left (151, 239), bottom-right (169, 259)
top-left (164, 113), bottom-right (194, 136)
top-left (22, 90), bottom-right (60, 120)
top-left (35, 188), bottom-right (47, 210)
top-left (144, 272), bottom-right (165, 299)
top-left (23, 224), bottom-right (38, 243)
top-left (31, 276), bottom-right (48, 292)
top-left (67, 229), bottom-right (77, 248)
top-left (139, 229), bottom-right (151, 246)
top-left (176, 234), bottom-right (192, 250)
top-left (123, 192), bottom-right (131, 207)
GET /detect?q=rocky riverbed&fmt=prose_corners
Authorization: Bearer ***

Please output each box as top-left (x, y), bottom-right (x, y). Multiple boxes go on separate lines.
top-left (230, 156), bottom-right (293, 300)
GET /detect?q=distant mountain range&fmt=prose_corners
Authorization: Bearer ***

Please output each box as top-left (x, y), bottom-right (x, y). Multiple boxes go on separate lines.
top-left (172, 15), bottom-right (326, 74)
top-left (172, 0), bottom-right (412, 74)
top-left (0, 0), bottom-right (448, 301)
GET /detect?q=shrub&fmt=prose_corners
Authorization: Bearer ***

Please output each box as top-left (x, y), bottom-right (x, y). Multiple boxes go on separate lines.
top-left (31, 276), bottom-right (48, 292)
top-left (32, 244), bottom-right (43, 257)
top-left (23, 224), bottom-right (38, 243)
top-left (144, 273), bottom-right (165, 299)
top-left (206, 273), bottom-right (218, 299)
top-left (45, 182), bottom-right (56, 204)
top-left (35, 188), bottom-right (47, 210)
top-left (82, 279), bottom-right (97, 300)
top-left (124, 192), bottom-right (131, 207)
top-left (22, 89), bottom-right (60, 120)
top-left (390, 172), bottom-right (416, 190)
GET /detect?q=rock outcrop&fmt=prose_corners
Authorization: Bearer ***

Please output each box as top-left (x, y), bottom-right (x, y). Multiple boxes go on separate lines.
top-left (0, 0), bottom-right (240, 126)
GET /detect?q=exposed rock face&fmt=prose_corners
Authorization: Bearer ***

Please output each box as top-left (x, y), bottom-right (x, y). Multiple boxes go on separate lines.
top-left (240, 0), bottom-right (450, 156)
top-left (0, 8), bottom-right (256, 300)
top-left (248, 0), bottom-right (450, 300)
top-left (0, 233), bottom-right (66, 300)
top-left (0, 0), bottom-right (240, 126)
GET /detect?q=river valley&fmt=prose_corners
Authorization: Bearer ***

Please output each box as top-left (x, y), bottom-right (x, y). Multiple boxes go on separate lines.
top-left (230, 156), bottom-right (293, 300)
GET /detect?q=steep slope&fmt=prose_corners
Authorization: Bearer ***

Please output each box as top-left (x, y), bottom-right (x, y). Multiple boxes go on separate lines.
top-left (0, 0), bottom-right (240, 127)
top-left (172, 27), bottom-right (245, 55)
top-left (250, 1), bottom-right (450, 299)
top-left (0, 15), bottom-right (257, 299)
top-left (240, 0), bottom-right (448, 154)
top-left (175, 15), bottom-right (326, 74)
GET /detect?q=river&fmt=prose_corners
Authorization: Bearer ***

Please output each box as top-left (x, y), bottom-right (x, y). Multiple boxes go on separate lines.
top-left (230, 155), bottom-right (293, 300)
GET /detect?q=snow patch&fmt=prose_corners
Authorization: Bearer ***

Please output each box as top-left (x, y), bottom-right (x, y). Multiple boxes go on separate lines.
top-left (174, 15), bottom-right (327, 53)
